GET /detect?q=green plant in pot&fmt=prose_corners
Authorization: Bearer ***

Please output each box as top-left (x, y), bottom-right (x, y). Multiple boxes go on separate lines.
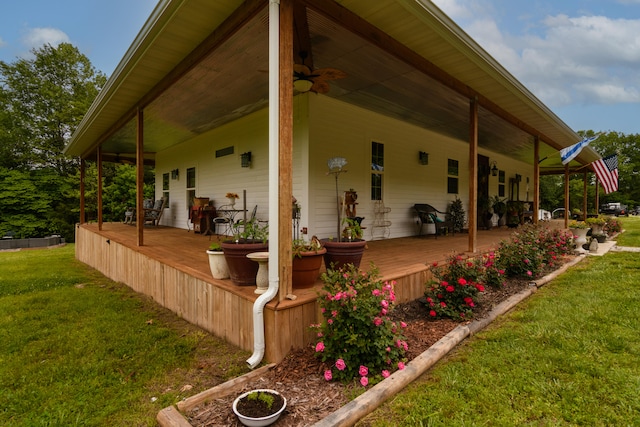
top-left (292, 236), bottom-right (326, 289)
top-left (220, 219), bottom-right (268, 286)
top-left (491, 195), bottom-right (506, 226)
top-left (206, 241), bottom-right (229, 280)
top-left (506, 200), bottom-right (523, 228)
top-left (447, 197), bottom-right (465, 233)
top-left (322, 157), bottom-right (367, 271)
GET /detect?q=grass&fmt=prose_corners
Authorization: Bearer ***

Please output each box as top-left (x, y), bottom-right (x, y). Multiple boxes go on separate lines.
top-left (362, 216), bottom-right (640, 426)
top-left (0, 245), bottom-right (251, 426)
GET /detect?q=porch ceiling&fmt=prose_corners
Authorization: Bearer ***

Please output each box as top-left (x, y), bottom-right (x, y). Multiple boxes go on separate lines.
top-left (65, 0), bottom-right (599, 173)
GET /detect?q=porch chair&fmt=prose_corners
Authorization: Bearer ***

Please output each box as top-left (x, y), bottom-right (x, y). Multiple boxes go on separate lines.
top-left (143, 197), bottom-right (167, 226)
top-left (213, 204), bottom-right (234, 236)
top-left (413, 203), bottom-right (454, 239)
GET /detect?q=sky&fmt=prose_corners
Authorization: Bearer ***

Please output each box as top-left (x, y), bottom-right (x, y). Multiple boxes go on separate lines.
top-left (1, 0), bottom-right (640, 135)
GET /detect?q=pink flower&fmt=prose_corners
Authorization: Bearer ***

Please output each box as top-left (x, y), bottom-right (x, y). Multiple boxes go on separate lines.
top-left (360, 376), bottom-right (369, 387)
top-left (400, 321), bottom-right (407, 328)
top-left (381, 300), bottom-right (389, 309)
top-left (315, 342), bottom-right (325, 352)
top-left (335, 359), bottom-right (346, 371)
top-left (527, 271), bottom-right (532, 276)
top-left (374, 317), bottom-right (383, 326)
top-left (359, 365), bottom-right (369, 376)
top-left (386, 346), bottom-right (391, 352)
top-left (440, 301), bottom-right (447, 308)
top-left (324, 370), bottom-right (332, 381)
top-left (457, 278), bottom-right (467, 285)
top-left (475, 284), bottom-right (485, 292)
top-left (445, 285), bottom-right (455, 293)
top-left (398, 361), bottom-right (405, 370)
top-left (381, 370), bottom-right (390, 378)
top-left (327, 318), bottom-right (333, 325)
top-left (372, 289), bottom-right (381, 296)
top-left (429, 310), bottom-right (437, 317)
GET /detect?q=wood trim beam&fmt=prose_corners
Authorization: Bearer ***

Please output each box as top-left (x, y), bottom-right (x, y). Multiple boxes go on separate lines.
top-left (300, 0), bottom-right (564, 152)
top-left (468, 98), bottom-right (478, 253)
top-left (80, 158), bottom-right (86, 224)
top-left (97, 146), bottom-right (103, 230)
top-left (81, 0), bottom-right (266, 159)
top-left (136, 108), bottom-right (145, 246)
top-left (533, 136), bottom-right (540, 224)
top-left (583, 171), bottom-right (588, 219)
top-left (564, 164), bottom-right (569, 229)
top-left (279, 0), bottom-right (294, 301)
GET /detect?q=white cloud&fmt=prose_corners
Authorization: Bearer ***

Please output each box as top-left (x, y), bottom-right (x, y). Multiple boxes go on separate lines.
top-left (431, 3), bottom-right (640, 107)
top-left (21, 27), bottom-right (70, 52)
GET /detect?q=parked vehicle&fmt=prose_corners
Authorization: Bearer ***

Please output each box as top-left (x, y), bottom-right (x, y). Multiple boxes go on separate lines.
top-left (600, 202), bottom-right (628, 216)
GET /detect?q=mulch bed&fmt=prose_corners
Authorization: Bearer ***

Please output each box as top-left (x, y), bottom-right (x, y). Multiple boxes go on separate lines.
top-left (185, 262), bottom-right (567, 426)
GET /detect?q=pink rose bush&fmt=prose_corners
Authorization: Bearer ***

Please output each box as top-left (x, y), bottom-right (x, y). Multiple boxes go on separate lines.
top-left (312, 264), bottom-right (407, 385)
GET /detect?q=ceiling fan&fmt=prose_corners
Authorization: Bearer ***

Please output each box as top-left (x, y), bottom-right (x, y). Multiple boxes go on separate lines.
top-left (293, 52), bottom-right (346, 94)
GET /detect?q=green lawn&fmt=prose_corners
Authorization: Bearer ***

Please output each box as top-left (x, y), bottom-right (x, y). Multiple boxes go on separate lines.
top-left (362, 216), bottom-right (640, 426)
top-left (0, 245), bottom-right (250, 426)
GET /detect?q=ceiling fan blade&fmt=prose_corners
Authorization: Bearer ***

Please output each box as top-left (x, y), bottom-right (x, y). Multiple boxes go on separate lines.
top-left (311, 79), bottom-right (330, 94)
top-left (314, 68), bottom-right (347, 81)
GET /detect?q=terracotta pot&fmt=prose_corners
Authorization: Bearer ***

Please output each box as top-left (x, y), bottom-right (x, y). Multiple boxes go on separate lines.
top-left (321, 239), bottom-right (366, 271)
top-left (292, 248), bottom-right (326, 288)
top-left (221, 240), bottom-right (268, 286)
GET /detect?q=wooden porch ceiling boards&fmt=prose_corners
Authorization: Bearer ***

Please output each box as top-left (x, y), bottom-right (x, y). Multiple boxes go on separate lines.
top-left (83, 222), bottom-right (515, 307)
top-left (66, 0), bottom-right (600, 172)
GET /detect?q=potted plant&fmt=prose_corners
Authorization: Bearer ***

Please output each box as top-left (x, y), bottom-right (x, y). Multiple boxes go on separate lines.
top-left (292, 236), bottom-right (326, 288)
top-left (491, 196), bottom-right (507, 226)
top-left (447, 197), bottom-right (465, 233)
top-left (568, 219), bottom-right (590, 248)
top-left (206, 242), bottom-right (229, 280)
top-left (506, 200), bottom-right (522, 228)
top-left (221, 219), bottom-right (268, 286)
top-left (322, 157), bottom-right (367, 271)
top-left (478, 195), bottom-right (493, 229)
top-left (585, 216), bottom-right (606, 235)
top-left (232, 389), bottom-right (287, 427)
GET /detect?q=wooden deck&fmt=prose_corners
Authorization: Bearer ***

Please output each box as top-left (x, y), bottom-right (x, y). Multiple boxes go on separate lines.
top-left (75, 222), bottom-right (517, 363)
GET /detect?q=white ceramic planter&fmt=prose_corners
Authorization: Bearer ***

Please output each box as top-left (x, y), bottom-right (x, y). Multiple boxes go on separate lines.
top-left (232, 389), bottom-right (286, 427)
top-left (570, 227), bottom-right (590, 249)
top-left (206, 250), bottom-right (229, 279)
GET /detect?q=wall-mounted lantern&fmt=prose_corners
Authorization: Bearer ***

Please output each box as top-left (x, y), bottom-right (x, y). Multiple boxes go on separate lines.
top-left (241, 152), bottom-right (252, 168)
top-left (490, 161), bottom-right (498, 176)
top-left (171, 168), bottom-right (179, 180)
top-left (419, 151), bottom-right (429, 165)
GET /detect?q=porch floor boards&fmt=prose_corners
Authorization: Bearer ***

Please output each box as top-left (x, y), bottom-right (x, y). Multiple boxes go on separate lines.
top-left (83, 223), bottom-right (515, 307)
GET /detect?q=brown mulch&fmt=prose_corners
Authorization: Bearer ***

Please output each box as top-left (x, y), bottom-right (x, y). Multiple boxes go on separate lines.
top-left (185, 264), bottom-right (564, 426)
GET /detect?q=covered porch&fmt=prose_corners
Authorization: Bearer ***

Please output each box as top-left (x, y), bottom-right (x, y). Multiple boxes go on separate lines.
top-left (76, 222), bottom-right (518, 363)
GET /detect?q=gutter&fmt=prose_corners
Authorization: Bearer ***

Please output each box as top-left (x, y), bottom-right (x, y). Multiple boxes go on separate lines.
top-left (247, 0), bottom-right (280, 370)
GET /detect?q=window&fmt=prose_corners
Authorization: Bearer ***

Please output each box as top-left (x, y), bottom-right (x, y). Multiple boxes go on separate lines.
top-left (447, 159), bottom-right (459, 194)
top-left (498, 170), bottom-right (505, 197)
top-left (186, 167), bottom-right (196, 207)
top-left (371, 141), bottom-right (384, 200)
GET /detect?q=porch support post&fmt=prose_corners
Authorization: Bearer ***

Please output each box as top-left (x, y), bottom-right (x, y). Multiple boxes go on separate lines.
top-left (97, 145), bottom-right (103, 230)
top-left (136, 108), bottom-right (144, 246)
top-left (533, 137), bottom-right (540, 224)
top-left (279, 0), bottom-right (293, 301)
top-left (583, 171), bottom-right (588, 219)
top-left (80, 158), bottom-right (86, 224)
top-left (595, 177), bottom-right (600, 215)
top-left (564, 164), bottom-right (569, 229)
top-left (468, 98), bottom-right (478, 253)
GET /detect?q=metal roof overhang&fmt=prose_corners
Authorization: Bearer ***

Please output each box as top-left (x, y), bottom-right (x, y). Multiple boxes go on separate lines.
top-left (64, 0), bottom-right (599, 174)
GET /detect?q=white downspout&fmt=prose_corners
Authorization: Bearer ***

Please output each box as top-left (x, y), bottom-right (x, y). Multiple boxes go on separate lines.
top-left (247, 0), bottom-right (280, 369)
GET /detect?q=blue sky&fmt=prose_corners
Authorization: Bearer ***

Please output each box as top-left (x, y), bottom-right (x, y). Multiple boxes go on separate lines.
top-left (1, 0), bottom-right (640, 135)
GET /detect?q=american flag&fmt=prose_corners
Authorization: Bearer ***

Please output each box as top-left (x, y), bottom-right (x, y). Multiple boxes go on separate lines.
top-left (593, 154), bottom-right (618, 194)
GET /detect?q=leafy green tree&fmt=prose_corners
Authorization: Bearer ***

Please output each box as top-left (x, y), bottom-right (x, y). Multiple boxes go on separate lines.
top-left (0, 43), bottom-right (106, 173)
